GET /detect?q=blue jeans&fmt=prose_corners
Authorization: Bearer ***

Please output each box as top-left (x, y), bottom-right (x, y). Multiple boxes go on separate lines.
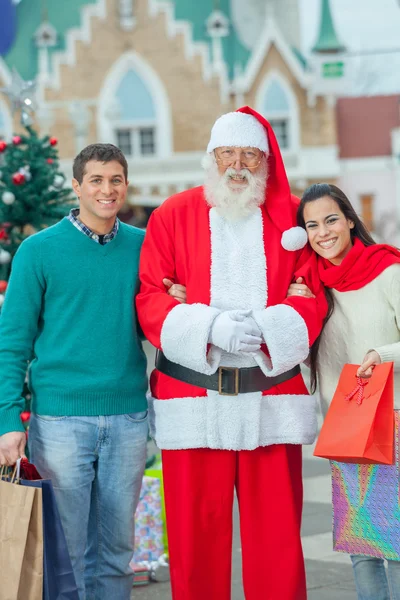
top-left (28, 412), bottom-right (148, 600)
top-left (351, 555), bottom-right (400, 600)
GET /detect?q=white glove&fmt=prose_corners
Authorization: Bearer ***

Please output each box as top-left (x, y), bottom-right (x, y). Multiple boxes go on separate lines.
top-left (209, 310), bottom-right (262, 354)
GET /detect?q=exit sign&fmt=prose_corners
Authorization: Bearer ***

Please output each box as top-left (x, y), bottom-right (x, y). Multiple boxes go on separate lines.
top-left (322, 61), bottom-right (344, 78)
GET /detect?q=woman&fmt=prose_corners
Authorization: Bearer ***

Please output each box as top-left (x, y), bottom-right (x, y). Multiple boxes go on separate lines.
top-left (288, 183), bottom-right (400, 600)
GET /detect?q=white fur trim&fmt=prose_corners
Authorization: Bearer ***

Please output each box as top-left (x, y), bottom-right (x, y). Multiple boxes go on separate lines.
top-left (148, 393), bottom-right (318, 450)
top-left (161, 303), bottom-right (221, 375)
top-left (209, 208), bottom-right (268, 368)
top-left (253, 305), bottom-right (309, 376)
top-left (207, 111), bottom-right (269, 153)
top-left (209, 208), bottom-right (267, 312)
top-left (281, 227), bottom-right (308, 251)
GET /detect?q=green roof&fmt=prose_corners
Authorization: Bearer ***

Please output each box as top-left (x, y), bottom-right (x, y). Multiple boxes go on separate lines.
top-left (2, 0), bottom-right (251, 82)
top-left (312, 0), bottom-right (345, 53)
top-left (2, 0), bottom-right (97, 81)
top-left (2, 0), bottom-right (303, 83)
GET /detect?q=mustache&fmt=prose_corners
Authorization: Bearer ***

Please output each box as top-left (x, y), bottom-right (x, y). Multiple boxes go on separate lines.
top-left (223, 168), bottom-right (251, 181)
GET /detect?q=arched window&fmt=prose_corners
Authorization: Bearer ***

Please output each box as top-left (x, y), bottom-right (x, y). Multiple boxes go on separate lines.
top-left (0, 99), bottom-right (12, 141)
top-left (0, 111), bottom-right (6, 140)
top-left (98, 52), bottom-right (172, 159)
top-left (256, 74), bottom-right (299, 152)
top-left (114, 69), bottom-right (156, 157)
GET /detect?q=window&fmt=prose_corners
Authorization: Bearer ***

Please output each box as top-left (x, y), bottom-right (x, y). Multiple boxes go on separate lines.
top-left (116, 127), bottom-right (156, 157)
top-left (0, 110), bottom-right (7, 141)
top-left (360, 194), bottom-right (374, 231)
top-left (269, 119), bottom-right (289, 150)
top-left (116, 129), bottom-right (132, 155)
top-left (140, 128), bottom-right (155, 155)
top-left (113, 69), bottom-right (157, 157)
top-left (259, 76), bottom-right (298, 152)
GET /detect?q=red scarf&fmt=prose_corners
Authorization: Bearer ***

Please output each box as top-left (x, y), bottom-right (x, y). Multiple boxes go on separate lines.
top-left (317, 237), bottom-right (400, 292)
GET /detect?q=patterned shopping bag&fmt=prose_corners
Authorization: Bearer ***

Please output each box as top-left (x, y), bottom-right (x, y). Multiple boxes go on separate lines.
top-left (133, 476), bottom-right (164, 563)
top-left (332, 411), bottom-right (400, 559)
top-left (144, 455), bottom-right (168, 556)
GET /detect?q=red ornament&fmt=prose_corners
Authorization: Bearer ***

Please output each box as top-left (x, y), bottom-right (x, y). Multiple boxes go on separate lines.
top-left (0, 280), bottom-right (8, 293)
top-left (47, 158), bottom-right (54, 164)
top-left (12, 136), bottom-right (22, 145)
top-left (49, 137), bottom-right (58, 146)
top-left (0, 141), bottom-right (7, 153)
top-left (12, 172), bottom-right (26, 185)
top-left (20, 411), bottom-right (31, 423)
top-left (0, 229), bottom-right (7, 241)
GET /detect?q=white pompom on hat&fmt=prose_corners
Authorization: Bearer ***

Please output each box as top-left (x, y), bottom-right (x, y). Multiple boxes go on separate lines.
top-left (281, 226), bottom-right (308, 251)
top-left (207, 111), bottom-right (269, 153)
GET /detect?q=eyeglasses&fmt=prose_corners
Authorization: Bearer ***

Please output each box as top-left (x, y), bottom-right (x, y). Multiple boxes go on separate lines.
top-left (214, 148), bottom-right (263, 169)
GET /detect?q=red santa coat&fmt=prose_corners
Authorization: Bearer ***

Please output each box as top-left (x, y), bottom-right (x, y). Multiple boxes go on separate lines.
top-left (136, 107), bottom-right (327, 451)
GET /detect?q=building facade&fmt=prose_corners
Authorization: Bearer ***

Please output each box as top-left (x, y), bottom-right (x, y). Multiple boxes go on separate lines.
top-left (0, 0), bottom-right (398, 240)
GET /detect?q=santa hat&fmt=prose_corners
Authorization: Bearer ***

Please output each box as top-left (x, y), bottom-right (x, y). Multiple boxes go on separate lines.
top-left (207, 107), bottom-right (307, 251)
top-left (207, 111), bottom-right (269, 153)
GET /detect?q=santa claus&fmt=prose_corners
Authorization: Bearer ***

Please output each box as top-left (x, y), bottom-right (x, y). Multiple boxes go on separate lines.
top-left (136, 107), bottom-right (327, 600)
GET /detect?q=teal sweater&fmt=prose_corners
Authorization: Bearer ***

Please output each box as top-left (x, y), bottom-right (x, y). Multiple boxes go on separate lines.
top-left (0, 218), bottom-right (148, 435)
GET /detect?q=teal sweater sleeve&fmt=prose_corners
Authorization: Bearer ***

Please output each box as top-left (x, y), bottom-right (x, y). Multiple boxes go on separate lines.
top-left (0, 238), bottom-right (45, 435)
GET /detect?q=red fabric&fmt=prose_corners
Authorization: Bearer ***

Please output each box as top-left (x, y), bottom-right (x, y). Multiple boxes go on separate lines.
top-left (136, 189), bottom-right (327, 400)
top-left (20, 458), bottom-right (42, 480)
top-left (317, 237), bottom-right (400, 292)
top-left (162, 446), bottom-right (306, 600)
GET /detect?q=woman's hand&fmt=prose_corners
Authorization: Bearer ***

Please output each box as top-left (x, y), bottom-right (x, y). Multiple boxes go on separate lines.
top-left (164, 278), bottom-right (187, 304)
top-left (287, 277), bottom-right (315, 299)
top-left (357, 350), bottom-right (381, 378)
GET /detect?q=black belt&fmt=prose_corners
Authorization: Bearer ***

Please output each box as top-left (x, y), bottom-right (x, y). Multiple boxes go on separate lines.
top-left (155, 350), bottom-right (301, 396)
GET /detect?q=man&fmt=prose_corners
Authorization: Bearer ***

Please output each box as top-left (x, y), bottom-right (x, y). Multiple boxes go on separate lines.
top-left (136, 107), bottom-right (327, 600)
top-left (0, 144), bottom-right (149, 599)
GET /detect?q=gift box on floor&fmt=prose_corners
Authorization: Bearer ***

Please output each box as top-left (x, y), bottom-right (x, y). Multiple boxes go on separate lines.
top-left (133, 475), bottom-right (164, 563)
top-left (130, 563), bottom-right (149, 586)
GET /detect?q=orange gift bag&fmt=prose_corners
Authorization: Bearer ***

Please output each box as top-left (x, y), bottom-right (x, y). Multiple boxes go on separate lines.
top-left (314, 362), bottom-right (395, 465)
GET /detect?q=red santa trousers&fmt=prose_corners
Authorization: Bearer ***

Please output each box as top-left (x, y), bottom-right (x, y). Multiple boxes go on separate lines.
top-left (162, 444), bottom-right (306, 600)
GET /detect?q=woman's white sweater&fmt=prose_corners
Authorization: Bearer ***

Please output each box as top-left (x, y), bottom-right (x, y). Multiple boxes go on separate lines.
top-left (317, 264), bottom-right (400, 416)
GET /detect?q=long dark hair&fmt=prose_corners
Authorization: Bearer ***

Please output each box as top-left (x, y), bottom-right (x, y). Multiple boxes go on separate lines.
top-left (297, 183), bottom-right (376, 393)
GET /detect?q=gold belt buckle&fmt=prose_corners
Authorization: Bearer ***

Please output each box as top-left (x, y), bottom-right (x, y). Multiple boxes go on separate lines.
top-left (218, 366), bottom-right (239, 396)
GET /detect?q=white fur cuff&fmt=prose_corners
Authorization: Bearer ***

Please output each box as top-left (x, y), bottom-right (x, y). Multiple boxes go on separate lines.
top-left (160, 303), bottom-right (221, 375)
top-left (253, 304), bottom-right (309, 376)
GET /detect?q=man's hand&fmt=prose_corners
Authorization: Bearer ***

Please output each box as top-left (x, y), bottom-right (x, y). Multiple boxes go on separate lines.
top-left (0, 431), bottom-right (27, 466)
top-left (209, 310), bottom-right (262, 353)
top-left (287, 277), bottom-right (315, 299)
top-left (163, 278), bottom-right (187, 304)
top-left (357, 350), bottom-right (381, 378)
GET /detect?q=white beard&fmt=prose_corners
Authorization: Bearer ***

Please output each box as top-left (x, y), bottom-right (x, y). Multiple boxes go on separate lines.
top-left (202, 154), bottom-right (268, 222)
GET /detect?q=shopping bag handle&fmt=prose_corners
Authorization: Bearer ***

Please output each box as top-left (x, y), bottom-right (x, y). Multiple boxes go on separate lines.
top-left (13, 458), bottom-right (21, 481)
top-left (345, 376), bottom-right (369, 405)
top-left (0, 459), bottom-right (21, 483)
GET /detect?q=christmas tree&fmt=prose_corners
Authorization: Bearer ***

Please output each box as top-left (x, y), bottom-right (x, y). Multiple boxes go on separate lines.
top-left (0, 70), bottom-right (73, 304)
top-left (0, 70), bottom-right (73, 420)
top-left (0, 127), bottom-right (72, 296)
